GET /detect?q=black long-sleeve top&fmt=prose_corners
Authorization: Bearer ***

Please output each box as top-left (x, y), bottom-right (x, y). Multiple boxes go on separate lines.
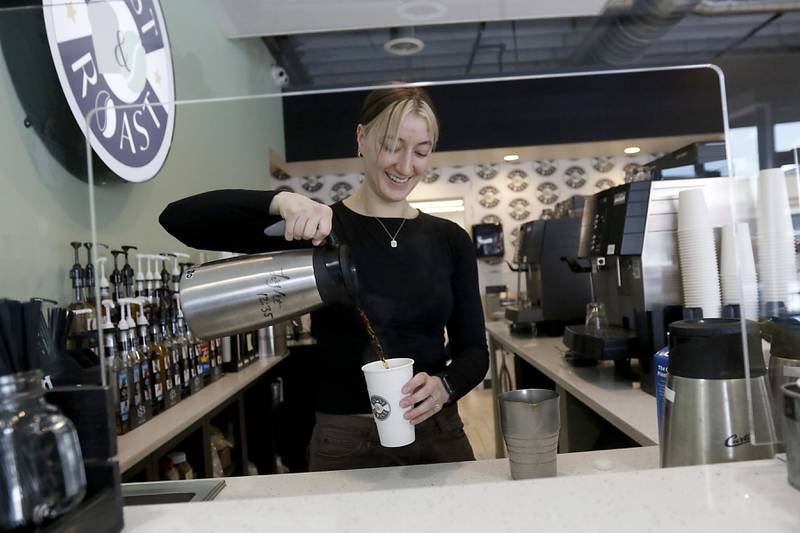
top-left (159, 190), bottom-right (489, 415)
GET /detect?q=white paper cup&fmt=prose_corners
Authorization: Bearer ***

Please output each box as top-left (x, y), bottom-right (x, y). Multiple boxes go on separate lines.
top-left (678, 189), bottom-right (712, 231)
top-left (361, 357), bottom-right (415, 447)
top-left (758, 168), bottom-right (794, 236)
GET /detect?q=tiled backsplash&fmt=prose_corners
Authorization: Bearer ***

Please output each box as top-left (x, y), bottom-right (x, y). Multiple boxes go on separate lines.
top-left (270, 153), bottom-right (657, 292)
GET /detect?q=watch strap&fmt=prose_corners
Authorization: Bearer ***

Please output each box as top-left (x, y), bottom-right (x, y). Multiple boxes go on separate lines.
top-left (439, 373), bottom-right (455, 403)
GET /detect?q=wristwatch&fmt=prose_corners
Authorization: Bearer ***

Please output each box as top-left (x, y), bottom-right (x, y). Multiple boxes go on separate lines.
top-left (439, 373), bottom-right (455, 403)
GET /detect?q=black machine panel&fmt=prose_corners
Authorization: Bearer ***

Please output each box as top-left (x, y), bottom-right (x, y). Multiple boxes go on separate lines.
top-left (579, 182), bottom-right (650, 258)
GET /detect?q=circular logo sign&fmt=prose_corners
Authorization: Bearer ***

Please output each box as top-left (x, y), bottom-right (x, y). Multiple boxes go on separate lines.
top-left (479, 186), bottom-right (500, 209)
top-left (593, 156), bottom-right (615, 173)
top-left (506, 169), bottom-right (529, 192)
top-left (509, 198), bottom-right (531, 221)
top-left (595, 178), bottom-right (616, 191)
top-left (370, 395), bottom-right (391, 420)
top-left (475, 163), bottom-right (498, 180)
top-left (43, 0), bottom-right (175, 183)
top-left (537, 182), bottom-right (559, 205)
top-left (422, 167), bottom-right (440, 184)
top-left (330, 181), bottom-right (354, 202)
top-left (563, 166), bottom-right (587, 189)
top-left (535, 160), bottom-right (557, 176)
top-left (302, 175), bottom-right (324, 193)
top-left (448, 172), bottom-right (470, 184)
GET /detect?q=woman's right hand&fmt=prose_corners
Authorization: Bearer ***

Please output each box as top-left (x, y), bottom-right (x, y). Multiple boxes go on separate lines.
top-left (269, 192), bottom-right (333, 246)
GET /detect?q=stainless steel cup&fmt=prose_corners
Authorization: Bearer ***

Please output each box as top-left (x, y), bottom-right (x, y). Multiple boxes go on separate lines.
top-left (499, 389), bottom-right (560, 479)
top-left (782, 382), bottom-right (800, 491)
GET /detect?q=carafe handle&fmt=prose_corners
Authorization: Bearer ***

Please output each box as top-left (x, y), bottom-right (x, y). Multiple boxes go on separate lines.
top-left (263, 220), bottom-right (338, 247)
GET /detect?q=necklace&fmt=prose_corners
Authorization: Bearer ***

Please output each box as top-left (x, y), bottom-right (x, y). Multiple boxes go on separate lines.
top-left (354, 190), bottom-right (411, 248)
top-left (374, 217), bottom-right (406, 248)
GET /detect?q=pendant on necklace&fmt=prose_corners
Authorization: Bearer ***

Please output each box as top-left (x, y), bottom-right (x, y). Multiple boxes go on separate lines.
top-left (390, 240), bottom-right (397, 248)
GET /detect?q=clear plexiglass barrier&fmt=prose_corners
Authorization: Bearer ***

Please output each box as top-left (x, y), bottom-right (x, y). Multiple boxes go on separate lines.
top-left (2, 0), bottom-right (798, 487)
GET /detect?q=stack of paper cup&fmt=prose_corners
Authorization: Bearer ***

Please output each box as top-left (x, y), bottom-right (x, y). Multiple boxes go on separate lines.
top-left (677, 189), bottom-right (722, 318)
top-left (720, 223), bottom-right (759, 319)
top-left (756, 168), bottom-right (798, 311)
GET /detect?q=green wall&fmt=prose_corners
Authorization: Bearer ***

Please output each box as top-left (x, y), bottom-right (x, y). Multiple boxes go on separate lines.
top-left (0, 1), bottom-right (284, 305)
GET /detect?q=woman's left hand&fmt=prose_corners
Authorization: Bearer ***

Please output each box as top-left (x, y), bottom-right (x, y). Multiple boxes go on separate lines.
top-left (400, 372), bottom-right (449, 425)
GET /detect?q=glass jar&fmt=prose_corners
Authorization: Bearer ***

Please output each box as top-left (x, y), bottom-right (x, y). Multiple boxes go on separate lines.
top-left (0, 370), bottom-right (86, 529)
top-left (585, 302), bottom-right (609, 335)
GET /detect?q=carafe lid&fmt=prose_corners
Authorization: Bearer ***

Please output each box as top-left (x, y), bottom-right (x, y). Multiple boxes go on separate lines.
top-left (668, 319), bottom-right (765, 379)
top-left (768, 318), bottom-right (800, 360)
top-left (313, 243), bottom-right (359, 305)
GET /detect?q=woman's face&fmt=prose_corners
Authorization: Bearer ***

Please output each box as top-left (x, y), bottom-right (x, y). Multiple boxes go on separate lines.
top-left (358, 113), bottom-right (432, 204)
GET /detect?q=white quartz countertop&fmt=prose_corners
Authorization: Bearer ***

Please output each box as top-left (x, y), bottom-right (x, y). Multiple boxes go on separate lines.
top-left (116, 355), bottom-right (287, 472)
top-left (215, 446), bottom-right (659, 500)
top-left (123, 455), bottom-right (799, 532)
top-left (486, 321), bottom-right (659, 445)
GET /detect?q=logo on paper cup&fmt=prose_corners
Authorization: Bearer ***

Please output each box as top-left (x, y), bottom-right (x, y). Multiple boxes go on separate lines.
top-left (370, 395), bottom-right (391, 420)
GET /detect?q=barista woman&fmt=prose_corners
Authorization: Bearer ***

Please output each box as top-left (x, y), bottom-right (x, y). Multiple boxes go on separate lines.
top-left (159, 85), bottom-right (489, 471)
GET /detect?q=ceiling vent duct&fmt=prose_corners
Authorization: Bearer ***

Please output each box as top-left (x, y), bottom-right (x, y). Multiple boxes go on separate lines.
top-left (573, 0), bottom-right (701, 66)
top-left (384, 27), bottom-right (425, 56)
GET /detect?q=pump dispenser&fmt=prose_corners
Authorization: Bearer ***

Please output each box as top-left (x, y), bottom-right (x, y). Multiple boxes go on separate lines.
top-left (153, 255), bottom-right (165, 291)
top-left (83, 242), bottom-right (95, 303)
top-left (139, 254), bottom-right (148, 290)
top-left (69, 241), bottom-right (85, 304)
top-left (121, 246), bottom-right (138, 298)
top-left (84, 242), bottom-right (109, 304)
top-left (145, 255), bottom-right (156, 302)
top-left (160, 254), bottom-right (174, 292)
top-left (96, 257), bottom-right (111, 299)
top-left (171, 253), bottom-right (190, 293)
top-left (68, 242), bottom-right (94, 334)
top-left (110, 250), bottom-right (124, 301)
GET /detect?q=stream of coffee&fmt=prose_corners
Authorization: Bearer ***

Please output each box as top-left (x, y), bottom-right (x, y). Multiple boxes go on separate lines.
top-left (358, 308), bottom-right (389, 369)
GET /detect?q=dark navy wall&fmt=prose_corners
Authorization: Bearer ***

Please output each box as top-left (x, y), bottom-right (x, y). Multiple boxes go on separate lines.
top-left (282, 67), bottom-right (725, 162)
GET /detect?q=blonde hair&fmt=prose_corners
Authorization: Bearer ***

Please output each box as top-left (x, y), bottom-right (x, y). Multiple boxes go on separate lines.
top-left (359, 85), bottom-right (438, 154)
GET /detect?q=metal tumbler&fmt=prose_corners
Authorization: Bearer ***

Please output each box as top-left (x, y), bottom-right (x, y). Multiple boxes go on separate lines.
top-left (499, 389), bottom-right (560, 479)
top-left (783, 382), bottom-right (800, 490)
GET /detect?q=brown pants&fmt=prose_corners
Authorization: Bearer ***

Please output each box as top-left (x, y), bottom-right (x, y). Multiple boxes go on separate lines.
top-left (309, 404), bottom-right (475, 472)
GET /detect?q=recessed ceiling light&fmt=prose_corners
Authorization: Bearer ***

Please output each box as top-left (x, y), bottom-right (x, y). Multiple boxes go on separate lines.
top-left (624, 146), bottom-right (641, 155)
top-left (397, 1), bottom-right (447, 22)
top-left (384, 27), bottom-right (425, 56)
top-left (504, 154), bottom-right (520, 161)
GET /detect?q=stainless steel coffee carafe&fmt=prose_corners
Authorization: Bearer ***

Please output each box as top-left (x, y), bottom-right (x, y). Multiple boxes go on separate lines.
top-left (767, 318), bottom-right (800, 442)
top-left (661, 319), bottom-right (776, 467)
top-left (180, 242), bottom-right (358, 339)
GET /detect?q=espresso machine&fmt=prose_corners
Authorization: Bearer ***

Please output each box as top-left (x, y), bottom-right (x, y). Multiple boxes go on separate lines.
top-left (563, 178), bottom-right (733, 394)
top-left (505, 215), bottom-right (592, 336)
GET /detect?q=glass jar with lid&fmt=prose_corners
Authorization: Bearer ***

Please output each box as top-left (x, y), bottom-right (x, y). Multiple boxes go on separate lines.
top-left (0, 370), bottom-right (87, 529)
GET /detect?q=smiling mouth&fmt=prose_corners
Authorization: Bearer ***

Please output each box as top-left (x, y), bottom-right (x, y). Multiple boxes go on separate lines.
top-left (386, 171), bottom-right (412, 184)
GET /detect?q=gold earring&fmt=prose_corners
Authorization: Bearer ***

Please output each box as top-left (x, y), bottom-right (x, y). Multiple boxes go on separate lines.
top-left (358, 151), bottom-right (363, 158)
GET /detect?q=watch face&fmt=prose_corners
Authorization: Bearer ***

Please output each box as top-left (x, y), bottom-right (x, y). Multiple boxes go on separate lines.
top-left (43, 0), bottom-right (175, 183)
